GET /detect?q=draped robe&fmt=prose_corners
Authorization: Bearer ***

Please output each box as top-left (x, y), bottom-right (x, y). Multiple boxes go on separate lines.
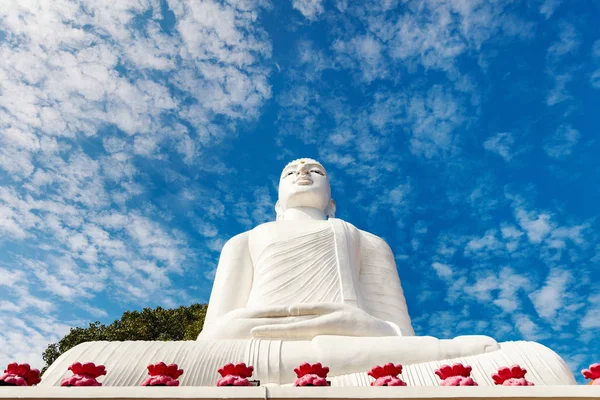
top-left (203, 218), bottom-right (414, 336)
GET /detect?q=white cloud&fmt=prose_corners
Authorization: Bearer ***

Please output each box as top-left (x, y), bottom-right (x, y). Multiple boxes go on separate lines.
top-left (297, 40), bottom-right (331, 81)
top-left (0, 315), bottom-right (71, 371)
top-left (500, 224), bottom-right (523, 253)
top-left (591, 69), bottom-right (600, 89)
top-left (333, 35), bottom-right (386, 82)
top-left (463, 275), bottom-right (497, 302)
top-left (496, 268), bottom-right (532, 313)
top-left (581, 304), bottom-right (600, 329)
top-left (514, 313), bottom-right (546, 340)
top-left (540, 0), bottom-right (562, 19)
top-left (462, 267), bottom-right (531, 314)
top-left (292, 0), bottom-right (325, 21)
top-left (407, 85), bottom-right (464, 158)
top-left (233, 186), bottom-right (276, 228)
top-left (547, 22), bottom-right (580, 61)
top-left (591, 40), bottom-right (600, 88)
top-left (464, 230), bottom-right (502, 258)
top-left (544, 124), bottom-right (580, 159)
top-left (483, 132), bottom-right (514, 161)
top-left (546, 72), bottom-right (572, 106)
top-left (432, 262), bottom-right (453, 280)
top-left (0, 0), bottom-right (274, 370)
top-left (545, 23), bottom-right (579, 106)
top-left (0, 0), bottom-right (272, 178)
top-left (334, 0), bottom-right (534, 76)
top-left (515, 208), bottom-right (554, 244)
top-left (529, 269), bottom-right (572, 320)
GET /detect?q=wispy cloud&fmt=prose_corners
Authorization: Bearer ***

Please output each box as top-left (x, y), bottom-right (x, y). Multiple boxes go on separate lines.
top-left (483, 132), bottom-right (515, 162)
top-left (590, 40), bottom-right (600, 88)
top-left (529, 269), bottom-right (572, 320)
top-left (544, 124), bottom-right (580, 159)
top-left (292, 0), bottom-right (325, 21)
top-left (540, 0), bottom-right (562, 19)
top-left (547, 22), bottom-right (580, 61)
top-left (514, 313), bottom-right (547, 340)
top-left (0, 0), bottom-right (273, 369)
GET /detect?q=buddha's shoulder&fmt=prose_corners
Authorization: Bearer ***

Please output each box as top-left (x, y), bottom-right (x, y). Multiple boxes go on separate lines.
top-left (330, 219), bottom-right (393, 252)
top-left (356, 227), bottom-right (393, 252)
top-left (222, 230), bottom-right (251, 249)
top-left (222, 222), bottom-right (283, 242)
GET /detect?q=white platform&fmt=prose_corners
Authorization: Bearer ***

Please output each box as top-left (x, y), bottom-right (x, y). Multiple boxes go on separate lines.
top-left (0, 386), bottom-right (599, 400)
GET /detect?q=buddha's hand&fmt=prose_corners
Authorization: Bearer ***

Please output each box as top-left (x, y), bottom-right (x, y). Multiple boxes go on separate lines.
top-left (198, 306), bottom-right (316, 340)
top-left (250, 303), bottom-right (400, 340)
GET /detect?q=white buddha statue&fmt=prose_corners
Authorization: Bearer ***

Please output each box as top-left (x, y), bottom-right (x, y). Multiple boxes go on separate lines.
top-left (40, 158), bottom-right (576, 387)
top-left (199, 158), bottom-right (413, 341)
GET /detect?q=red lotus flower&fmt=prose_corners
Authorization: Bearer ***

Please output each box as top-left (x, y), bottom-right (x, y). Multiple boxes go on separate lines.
top-left (141, 362), bottom-right (184, 386)
top-left (217, 375), bottom-right (253, 386)
top-left (218, 363), bottom-right (254, 378)
top-left (60, 362), bottom-right (106, 387)
top-left (435, 363), bottom-right (478, 386)
top-left (295, 374), bottom-right (329, 386)
top-left (293, 363), bottom-right (329, 386)
top-left (294, 362), bottom-right (329, 378)
top-left (367, 363), bottom-right (406, 386)
top-left (0, 363), bottom-right (41, 386)
top-left (492, 365), bottom-right (534, 386)
top-left (582, 363), bottom-right (600, 385)
top-left (216, 363), bottom-right (254, 386)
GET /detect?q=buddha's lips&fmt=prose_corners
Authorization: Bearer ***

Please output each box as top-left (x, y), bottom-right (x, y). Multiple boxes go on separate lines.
top-left (295, 178), bottom-right (313, 185)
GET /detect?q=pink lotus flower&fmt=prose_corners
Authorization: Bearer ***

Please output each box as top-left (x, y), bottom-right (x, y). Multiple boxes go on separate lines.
top-left (492, 365), bottom-right (534, 386)
top-left (60, 362), bottom-right (106, 387)
top-left (367, 363), bottom-right (406, 386)
top-left (216, 363), bottom-right (254, 386)
top-left (435, 363), bottom-right (478, 386)
top-left (141, 362), bottom-right (184, 386)
top-left (294, 362), bottom-right (329, 386)
top-left (582, 363), bottom-right (600, 385)
top-left (0, 363), bottom-right (41, 386)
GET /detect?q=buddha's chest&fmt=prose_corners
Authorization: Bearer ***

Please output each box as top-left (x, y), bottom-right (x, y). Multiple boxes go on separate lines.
top-left (248, 221), bottom-right (333, 262)
top-left (245, 220), bottom-right (360, 307)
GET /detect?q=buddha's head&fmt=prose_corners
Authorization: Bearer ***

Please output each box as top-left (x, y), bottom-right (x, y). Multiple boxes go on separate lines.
top-left (276, 158), bottom-right (336, 220)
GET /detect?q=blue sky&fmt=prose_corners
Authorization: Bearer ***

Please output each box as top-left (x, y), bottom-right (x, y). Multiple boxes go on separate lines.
top-left (0, 0), bottom-right (598, 383)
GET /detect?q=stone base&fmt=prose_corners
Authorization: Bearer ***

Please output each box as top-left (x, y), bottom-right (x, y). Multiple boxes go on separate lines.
top-left (39, 339), bottom-right (575, 386)
top-left (0, 386), bottom-right (599, 400)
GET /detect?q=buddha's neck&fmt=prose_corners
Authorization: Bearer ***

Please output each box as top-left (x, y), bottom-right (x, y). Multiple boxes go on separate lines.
top-left (281, 207), bottom-right (327, 221)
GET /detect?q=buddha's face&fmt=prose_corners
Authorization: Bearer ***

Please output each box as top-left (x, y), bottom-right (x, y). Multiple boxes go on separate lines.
top-left (278, 159), bottom-right (331, 212)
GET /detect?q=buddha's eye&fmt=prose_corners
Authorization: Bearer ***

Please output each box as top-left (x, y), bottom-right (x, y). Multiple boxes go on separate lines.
top-left (285, 171), bottom-right (294, 177)
top-left (311, 170), bottom-right (324, 175)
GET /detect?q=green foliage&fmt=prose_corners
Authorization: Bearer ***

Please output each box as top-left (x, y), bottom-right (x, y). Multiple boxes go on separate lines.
top-left (42, 304), bottom-right (207, 374)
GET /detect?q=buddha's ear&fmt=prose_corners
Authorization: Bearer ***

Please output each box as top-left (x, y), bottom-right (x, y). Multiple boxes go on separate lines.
top-left (275, 200), bottom-right (284, 220)
top-left (325, 199), bottom-right (336, 219)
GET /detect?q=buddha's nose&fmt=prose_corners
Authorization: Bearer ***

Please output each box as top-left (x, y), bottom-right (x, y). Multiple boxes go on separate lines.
top-left (298, 166), bottom-right (309, 175)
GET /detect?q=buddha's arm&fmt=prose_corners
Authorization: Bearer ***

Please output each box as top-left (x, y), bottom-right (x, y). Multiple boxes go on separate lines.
top-left (201, 232), bottom-right (254, 330)
top-left (358, 231), bottom-right (415, 336)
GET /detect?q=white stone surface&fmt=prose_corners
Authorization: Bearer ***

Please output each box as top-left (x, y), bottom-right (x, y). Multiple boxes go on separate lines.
top-left (39, 339), bottom-right (575, 387)
top-left (1, 386), bottom-right (600, 400)
top-left (42, 158), bottom-right (577, 387)
top-left (199, 159), bottom-right (414, 341)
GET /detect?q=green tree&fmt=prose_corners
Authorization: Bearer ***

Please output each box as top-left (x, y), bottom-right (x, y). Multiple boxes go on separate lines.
top-left (42, 304), bottom-right (207, 373)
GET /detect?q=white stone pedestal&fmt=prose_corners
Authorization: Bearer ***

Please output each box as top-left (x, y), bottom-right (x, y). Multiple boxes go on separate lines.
top-left (0, 386), bottom-right (599, 400)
